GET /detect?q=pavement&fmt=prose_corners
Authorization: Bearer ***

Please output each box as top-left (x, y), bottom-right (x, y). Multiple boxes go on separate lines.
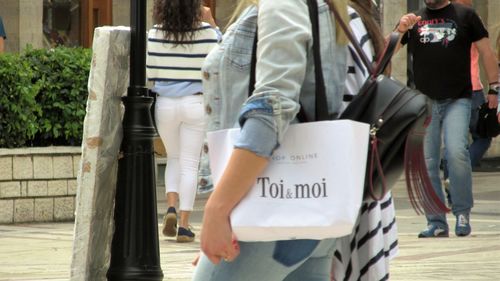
top-left (1, 154), bottom-right (499, 280)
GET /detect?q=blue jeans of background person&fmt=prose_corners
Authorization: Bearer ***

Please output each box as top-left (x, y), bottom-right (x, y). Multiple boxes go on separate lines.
top-left (424, 98), bottom-right (473, 229)
top-left (442, 90), bottom-right (492, 179)
top-left (192, 239), bottom-right (336, 281)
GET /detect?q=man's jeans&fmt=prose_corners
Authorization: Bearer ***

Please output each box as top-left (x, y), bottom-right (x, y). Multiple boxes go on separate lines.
top-left (425, 98), bottom-right (473, 229)
top-left (443, 90), bottom-right (492, 178)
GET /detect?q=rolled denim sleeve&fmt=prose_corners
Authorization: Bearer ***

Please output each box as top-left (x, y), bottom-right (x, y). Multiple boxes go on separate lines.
top-left (235, 0), bottom-right (310, 157)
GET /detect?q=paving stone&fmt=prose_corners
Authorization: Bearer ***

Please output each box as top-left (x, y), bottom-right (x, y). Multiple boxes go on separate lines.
top-left (13, 156), bottom-right (33, 180)
top-left (0, 157), bottom-right (12, 181)
top-left (53, 156), bottom-right (74, 179)
top-left (0, 200), bottom-right (14, 223)
top-left (27, 181), bottom-right (48, 197)
top-left (73, 155), bottom-right (82, 178)
top-left (68, 180), bottom-right (77, 195)
top-left (48, 180), bottom-right (68, 196)
top-left (33, 156), bottom-right (53, 179)
top-left (34, 198), bottom-right (54, 222)
top-left (0, 182), bottom-right (21, 198)
top-left (20, 181), bottom-right (28, 197)
top-left (14, 199), bottom-right (34, 223)
top-left (54, 197), bottom-right (75, 221)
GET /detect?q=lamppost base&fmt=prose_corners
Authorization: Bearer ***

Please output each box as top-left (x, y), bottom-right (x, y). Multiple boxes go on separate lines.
top-left (107, 94), bottom-right (163, 281)
top-left (107, 266), bottom-right (163, 281)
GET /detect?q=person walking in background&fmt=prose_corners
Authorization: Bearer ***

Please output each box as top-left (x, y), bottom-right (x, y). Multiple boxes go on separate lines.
top-left (441, 0), bottom-right (494, 206)
top-left (395, 0), bottom-right (499, 238)
top-left (456, 0), bottom-right (493, 170)
top-left (146, 0), bottom-right (220, 243)
top-left (0, 16), bottom-right (6, 53)
top-left (332, 1), bottom-right (399, 280)
top-left (193, 0), bottom-right (351, 280)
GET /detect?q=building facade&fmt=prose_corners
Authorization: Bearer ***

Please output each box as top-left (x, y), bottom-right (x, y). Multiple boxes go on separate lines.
top-left (0, 0), bottom-right (499, 81)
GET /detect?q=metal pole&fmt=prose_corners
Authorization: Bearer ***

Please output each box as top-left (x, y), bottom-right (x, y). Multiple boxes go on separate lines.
top-left (107, 0), bottom-right (163, 280)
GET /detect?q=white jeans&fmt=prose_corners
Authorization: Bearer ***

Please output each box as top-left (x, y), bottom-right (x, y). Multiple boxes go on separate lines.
top-left (155, 95), bottom-right (206, 211)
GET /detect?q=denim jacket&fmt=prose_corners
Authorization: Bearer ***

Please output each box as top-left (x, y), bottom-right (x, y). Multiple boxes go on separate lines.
top-left (202, 6), bottom-right (258, 131)
top-left (203, 0), bottom-right (347, 158)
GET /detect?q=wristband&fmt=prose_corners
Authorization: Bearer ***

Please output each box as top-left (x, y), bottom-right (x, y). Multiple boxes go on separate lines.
top-left (393, 23), bottom-right (405, 34)
top-left (488, 84), bottom-right (499, 95)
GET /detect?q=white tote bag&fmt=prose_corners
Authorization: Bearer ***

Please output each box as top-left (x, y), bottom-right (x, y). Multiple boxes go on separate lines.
top-left (207, 120), bottom-right (370, 241)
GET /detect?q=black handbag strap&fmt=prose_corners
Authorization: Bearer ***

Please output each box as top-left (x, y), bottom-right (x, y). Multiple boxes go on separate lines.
top-left (249, 29), bottom-right (258, 97)
top-left (327, 1), bottom-right (399, 77)
top-left (307, 0), bottom-right (329, 121)
top-left (249, 0), bottom-right (329, 122)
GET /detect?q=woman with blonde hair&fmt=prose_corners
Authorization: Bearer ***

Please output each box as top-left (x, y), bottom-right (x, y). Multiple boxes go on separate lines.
top-left (193, 0), bottom-right (350, 280)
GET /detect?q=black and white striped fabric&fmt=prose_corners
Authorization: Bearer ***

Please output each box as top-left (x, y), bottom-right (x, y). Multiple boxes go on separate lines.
top-left (340, 6), bottom-right (376, 113)
top-left (146, 22), bottom-right (220, 82)
top-left (331, 7), bottom-right (399, 281)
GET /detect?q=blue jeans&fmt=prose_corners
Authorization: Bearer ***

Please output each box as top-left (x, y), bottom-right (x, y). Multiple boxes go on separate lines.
top-left (425, 98), bottom-right (473, 229)
top-left (192, 239), bottom-right (336, 281)
top-left (442, 90), bottom-right (492, 178)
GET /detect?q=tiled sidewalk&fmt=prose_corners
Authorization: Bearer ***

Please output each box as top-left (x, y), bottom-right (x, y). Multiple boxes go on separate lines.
top-left (1, 169), bottom-right (499, 281)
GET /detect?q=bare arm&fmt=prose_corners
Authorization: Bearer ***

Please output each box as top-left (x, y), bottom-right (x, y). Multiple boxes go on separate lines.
top-left (200, 148), bottom-right (268, 264)
top-left (201, 6), bottom-right (217, 28)
top-left (389, 13), bottom-right (421, 54)
top-left (475, 37), bottom-right (499, 109)
top-left (0, 37), bottom-right (4, 53)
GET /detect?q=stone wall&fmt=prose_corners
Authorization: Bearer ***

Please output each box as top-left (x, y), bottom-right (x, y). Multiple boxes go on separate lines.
top-left (0, 147), bottom-right (81, 224)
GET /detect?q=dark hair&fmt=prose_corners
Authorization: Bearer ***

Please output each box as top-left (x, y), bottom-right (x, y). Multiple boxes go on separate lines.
top-left (349, 0), bottom-right (389, 74)
top-left (153, 0), bottom-right (202, 42)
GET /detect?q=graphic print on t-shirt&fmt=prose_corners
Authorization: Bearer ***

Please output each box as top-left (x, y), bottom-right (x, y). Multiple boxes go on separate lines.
top-left (417, 18), bottom-right (457, 47)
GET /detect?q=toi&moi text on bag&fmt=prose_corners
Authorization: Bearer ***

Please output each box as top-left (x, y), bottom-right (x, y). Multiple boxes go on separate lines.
top-left (207, 120), bottom-right (369, 242)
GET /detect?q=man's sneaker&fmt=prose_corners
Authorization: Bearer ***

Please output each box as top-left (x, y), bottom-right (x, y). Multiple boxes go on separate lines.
top-left (176, 226), bottom-right (195, 243)
top-left (162, 207), bottom-right (177, 237)
top-left (455, 214), bottom-right (471, 237)
top-left (418, 224), bottom-right (449, 238)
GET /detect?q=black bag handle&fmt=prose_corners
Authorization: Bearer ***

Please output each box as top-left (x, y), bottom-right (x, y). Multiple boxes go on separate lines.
top-left (307, 0), bottom-right (329, 121)
top-left (249, 0), bottom-right (329, 122)
top-left (327, 1), bottom-right (399, 77)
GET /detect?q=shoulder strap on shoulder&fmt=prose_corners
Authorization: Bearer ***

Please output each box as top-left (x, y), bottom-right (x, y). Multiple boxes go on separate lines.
top-left (249, 0), bottom-right (329, 122)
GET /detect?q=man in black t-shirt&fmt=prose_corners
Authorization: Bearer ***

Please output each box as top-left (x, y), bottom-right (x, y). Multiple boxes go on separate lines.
top-left (395, 0), bottom-right (499, 238)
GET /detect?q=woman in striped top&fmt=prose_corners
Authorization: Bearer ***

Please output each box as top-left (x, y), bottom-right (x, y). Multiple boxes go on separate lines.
top-left (331, 1), bottom-right (399, 280)
top-left (146, 0), bottom-right (220, 243)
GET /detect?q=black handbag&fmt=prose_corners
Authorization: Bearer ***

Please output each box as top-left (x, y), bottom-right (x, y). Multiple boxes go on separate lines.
top-left (476, 103), bottom-right (500, 138)
top-left (328, 2), bottom-right (448, 214)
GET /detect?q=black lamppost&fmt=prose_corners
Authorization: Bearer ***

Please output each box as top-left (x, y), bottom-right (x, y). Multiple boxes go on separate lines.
top-left (106, 0), bottom-right (163, 280)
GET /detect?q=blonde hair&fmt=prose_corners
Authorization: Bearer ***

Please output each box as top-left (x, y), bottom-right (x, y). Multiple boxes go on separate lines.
top-left (225, 0), bottom-right (258, 30)
top-left (226, 0), bottom-right (348, 44)
top-left (330, 0), bottom-right (349, 45)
